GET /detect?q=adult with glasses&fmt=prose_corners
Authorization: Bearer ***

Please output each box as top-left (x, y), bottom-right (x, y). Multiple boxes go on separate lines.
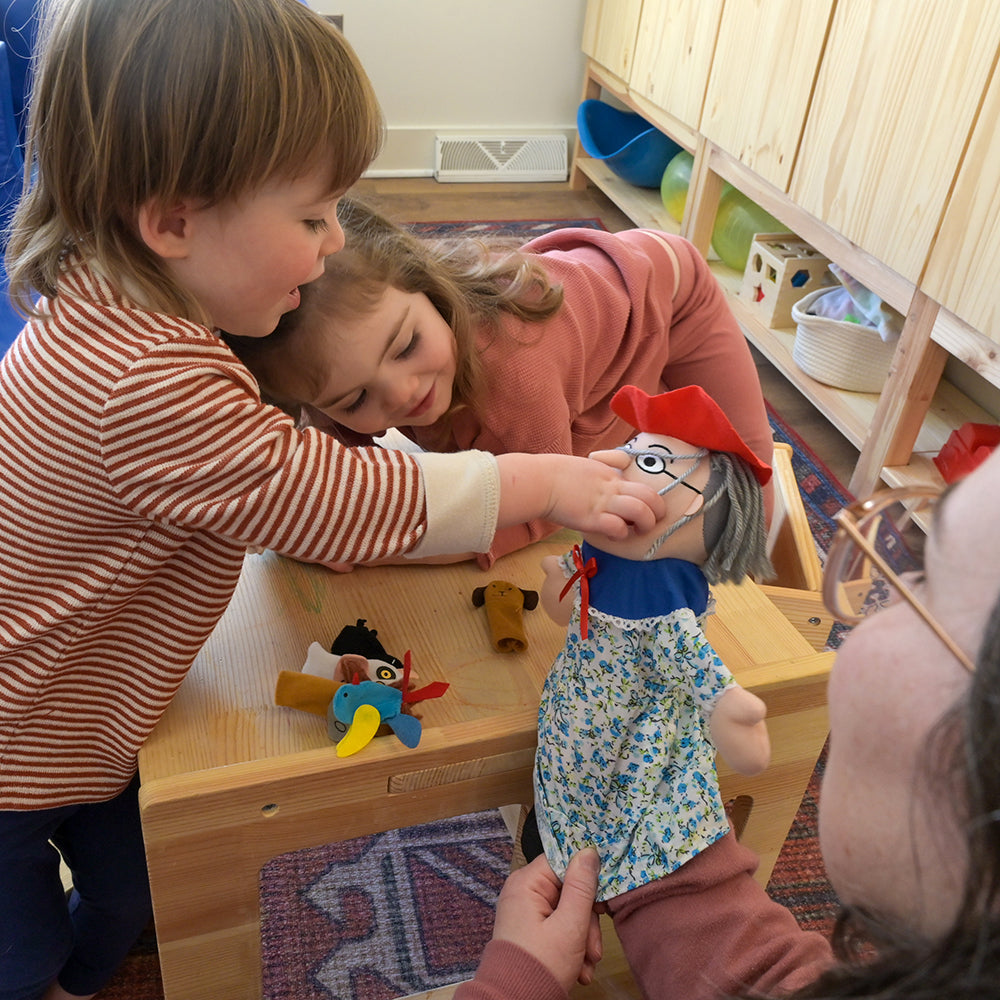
top-left (455, 451), bottom-right (996, 1000)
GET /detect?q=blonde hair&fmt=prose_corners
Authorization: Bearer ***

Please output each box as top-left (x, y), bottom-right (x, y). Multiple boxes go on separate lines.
top-left (5, 0), bottom-right (383, 322)
top-left (226, 196), bottom-right (564, 418)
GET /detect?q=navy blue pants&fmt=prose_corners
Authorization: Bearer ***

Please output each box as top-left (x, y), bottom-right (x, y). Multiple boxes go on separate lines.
top-left (0, 774), bottom-right (152, 1000)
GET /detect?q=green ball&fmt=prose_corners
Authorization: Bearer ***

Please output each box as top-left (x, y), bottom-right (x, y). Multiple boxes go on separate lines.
top-left (711, 187), bottom-right (789, 271)
top-left (659, 150), bottom-right (693, 223)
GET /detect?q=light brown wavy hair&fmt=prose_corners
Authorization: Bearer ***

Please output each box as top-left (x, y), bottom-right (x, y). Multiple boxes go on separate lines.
top-left (225, 196), bottom-right (565, 422)
top-left (5, 0), bottom-right (383, 323)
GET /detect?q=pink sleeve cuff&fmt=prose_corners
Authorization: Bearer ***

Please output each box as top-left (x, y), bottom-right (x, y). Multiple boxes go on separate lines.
top-left (452, 939), bottom-right (569, 1000)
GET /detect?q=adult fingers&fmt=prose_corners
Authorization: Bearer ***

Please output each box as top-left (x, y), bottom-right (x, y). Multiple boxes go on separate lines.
top-left (557, 848), bottom-right (600, 920)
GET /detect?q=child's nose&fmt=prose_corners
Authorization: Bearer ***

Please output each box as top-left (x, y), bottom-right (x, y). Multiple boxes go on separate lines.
top-left (385, 376), bottom-right (418, 408)
top-left (321, 218), bottom-right (346, 257)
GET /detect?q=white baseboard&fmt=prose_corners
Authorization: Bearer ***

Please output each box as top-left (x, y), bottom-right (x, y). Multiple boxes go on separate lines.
top-left (362, 167), bottom-right (435, 179)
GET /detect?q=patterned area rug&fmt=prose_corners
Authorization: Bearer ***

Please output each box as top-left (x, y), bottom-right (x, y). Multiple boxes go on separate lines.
top-left (260, 811), bottom-right (512, 1000)
top-left (404, 217), bottom-right (605, 239)
top-left (766, 747), bottom-right (838, 934)
top-left (102, 217), bottom-right (849, 998)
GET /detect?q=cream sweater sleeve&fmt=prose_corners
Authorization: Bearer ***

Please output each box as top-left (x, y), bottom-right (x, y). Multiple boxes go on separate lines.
top-left (406, 449), bottom-right (500, 557)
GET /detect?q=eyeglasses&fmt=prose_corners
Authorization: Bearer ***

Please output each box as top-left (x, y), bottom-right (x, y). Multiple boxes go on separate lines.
top-left (823, 485), bottom-right (975, 672)
top-left (615, 442), bottom-right (707, 496)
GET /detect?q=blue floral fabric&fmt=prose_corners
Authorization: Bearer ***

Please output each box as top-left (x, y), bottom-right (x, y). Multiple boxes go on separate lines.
top-left (534, 544), bottom-right (735, 900)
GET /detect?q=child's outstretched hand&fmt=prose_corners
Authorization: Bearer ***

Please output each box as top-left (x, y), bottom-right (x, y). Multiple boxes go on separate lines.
top-left (496, 453), bottom-right (665, 539)
top-left (490, 849), bottom-right (603, 989)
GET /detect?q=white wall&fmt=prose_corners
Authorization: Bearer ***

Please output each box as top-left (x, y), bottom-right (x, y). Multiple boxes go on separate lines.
top-left (312, 1), bottom-right (588, 176)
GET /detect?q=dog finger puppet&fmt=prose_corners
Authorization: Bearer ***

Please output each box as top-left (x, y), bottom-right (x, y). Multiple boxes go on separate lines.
top-left (471, 580), bottom-right (539, 652)
top-left (533, 384), bottom-right (774, 901)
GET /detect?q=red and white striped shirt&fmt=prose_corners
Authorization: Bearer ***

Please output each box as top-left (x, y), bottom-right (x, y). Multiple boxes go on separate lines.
top-left (0, 261), bottom-right (498, 809)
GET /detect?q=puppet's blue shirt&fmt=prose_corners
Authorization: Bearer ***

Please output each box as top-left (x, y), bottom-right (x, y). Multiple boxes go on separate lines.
top-left (582, 541), bottom-right (709, 620)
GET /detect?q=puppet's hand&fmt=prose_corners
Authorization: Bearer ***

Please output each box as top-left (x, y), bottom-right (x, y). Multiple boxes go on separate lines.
top-left (710, 685), bottom-right (771, 776)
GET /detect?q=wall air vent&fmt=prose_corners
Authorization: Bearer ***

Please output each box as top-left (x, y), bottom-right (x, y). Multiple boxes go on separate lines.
top-left (434, 134), bottom-right (568, 183)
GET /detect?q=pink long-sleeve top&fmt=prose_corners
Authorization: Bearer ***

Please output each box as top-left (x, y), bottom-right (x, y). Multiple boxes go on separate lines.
top-left (315, 228), bottom-right (773, 566)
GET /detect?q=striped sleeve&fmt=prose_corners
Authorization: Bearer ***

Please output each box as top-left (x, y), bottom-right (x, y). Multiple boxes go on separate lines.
top-left (100, 337), bottom-right (433, 565)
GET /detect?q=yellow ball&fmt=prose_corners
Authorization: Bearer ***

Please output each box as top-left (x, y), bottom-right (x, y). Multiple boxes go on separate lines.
top-left (659, 151), bottom-right (693, 223)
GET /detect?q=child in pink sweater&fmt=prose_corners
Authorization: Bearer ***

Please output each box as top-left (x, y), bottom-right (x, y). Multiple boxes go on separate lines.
top-left (226, 197), bottom-right (774, 566)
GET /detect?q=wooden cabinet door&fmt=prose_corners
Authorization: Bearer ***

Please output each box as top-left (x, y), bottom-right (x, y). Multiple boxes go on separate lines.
top-left (790, 0), bottom-right (1000, 285)
top-left (628, 0), bottom-right (724, 131)
top-left (581, 0), bottom-right (644, 83)
top-left (700, 0), bottom-right (833, 191)
top-left (922, 66), bottom-right (1000, 344)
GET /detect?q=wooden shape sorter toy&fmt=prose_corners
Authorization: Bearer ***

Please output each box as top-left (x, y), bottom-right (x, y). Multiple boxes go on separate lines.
top-left (739, 234), bottom-right (836, 328)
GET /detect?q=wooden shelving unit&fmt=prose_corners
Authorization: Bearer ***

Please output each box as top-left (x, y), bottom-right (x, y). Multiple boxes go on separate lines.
top-left (571, 0), bottom-right (1000, 506)
top-left (571, 64), bottom-right (999, 504)
top-left (573, 158), bottom-right (680, 235)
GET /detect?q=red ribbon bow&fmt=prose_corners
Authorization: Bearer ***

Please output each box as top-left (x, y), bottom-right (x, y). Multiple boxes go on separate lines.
top-left (399, 649), bottom-right (450, 704)
top-left (559, 544), bottom-right (598, 639)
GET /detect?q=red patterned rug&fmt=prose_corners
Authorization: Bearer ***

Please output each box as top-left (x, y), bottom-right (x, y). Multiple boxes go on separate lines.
top-left (260, 811), bottom-right (513, 1000)
top-left (766, 745), bottom-right (838, 934)
top-left (101, 217), bottom-right (845, 998)
top-left (404, 217), bottom-right (605, 239)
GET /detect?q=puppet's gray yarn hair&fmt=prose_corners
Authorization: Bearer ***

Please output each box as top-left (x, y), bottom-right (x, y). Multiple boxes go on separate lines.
top-left (700, 452), bottom-right (773, 585)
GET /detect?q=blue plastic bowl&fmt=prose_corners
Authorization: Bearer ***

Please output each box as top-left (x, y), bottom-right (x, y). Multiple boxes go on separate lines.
top-left (577, 100), bottom-right (682, 188)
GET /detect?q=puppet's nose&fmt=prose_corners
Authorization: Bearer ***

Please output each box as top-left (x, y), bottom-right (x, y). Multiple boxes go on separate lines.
top-left (589, 448), bottom-right (631, 471)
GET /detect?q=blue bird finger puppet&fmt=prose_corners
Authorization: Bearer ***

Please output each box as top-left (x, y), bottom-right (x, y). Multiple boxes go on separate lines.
top-left (331, 651), bottom-right (449, 757)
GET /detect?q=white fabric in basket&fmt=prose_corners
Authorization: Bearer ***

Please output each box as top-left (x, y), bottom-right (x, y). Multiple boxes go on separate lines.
top-left (808, 263), bottom-right (902, 343)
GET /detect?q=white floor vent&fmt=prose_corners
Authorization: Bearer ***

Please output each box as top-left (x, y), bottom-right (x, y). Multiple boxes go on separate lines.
top-left (434, 134), bottom-right (568, 183)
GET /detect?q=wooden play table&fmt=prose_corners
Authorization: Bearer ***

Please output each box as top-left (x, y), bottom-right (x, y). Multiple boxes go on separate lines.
top-left (138, 534), bottom-right (833, 1000)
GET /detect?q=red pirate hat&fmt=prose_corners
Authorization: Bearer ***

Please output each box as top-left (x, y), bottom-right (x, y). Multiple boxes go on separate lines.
top-left (611, 384), bottom-right (772, 486)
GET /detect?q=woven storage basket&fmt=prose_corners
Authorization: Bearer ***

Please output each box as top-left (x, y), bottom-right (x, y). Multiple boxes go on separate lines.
top-left (791, 287), bottom-right (896, 393)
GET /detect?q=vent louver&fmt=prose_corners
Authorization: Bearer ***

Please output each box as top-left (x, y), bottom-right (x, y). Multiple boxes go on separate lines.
top-left (434, 134), bottom-right (568, 182)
